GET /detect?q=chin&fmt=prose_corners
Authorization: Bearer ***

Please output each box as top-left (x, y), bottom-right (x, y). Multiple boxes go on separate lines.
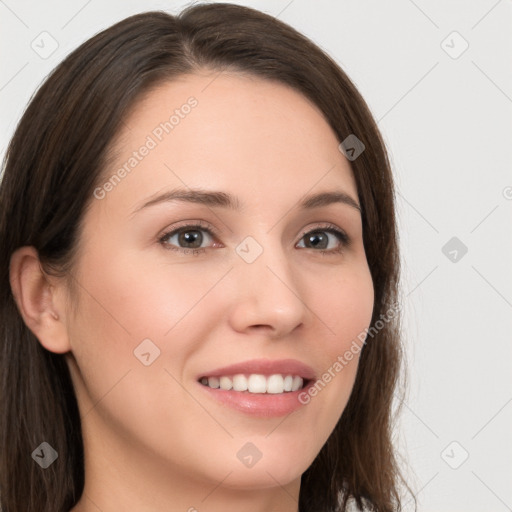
top-left (219, 461), bottom-right (305, 491)
top-left (220, 439), bottom-right (316, 490)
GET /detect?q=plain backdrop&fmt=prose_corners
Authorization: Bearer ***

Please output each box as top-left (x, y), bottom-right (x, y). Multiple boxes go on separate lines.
top-left (1, 1), bottom-right (511, 511)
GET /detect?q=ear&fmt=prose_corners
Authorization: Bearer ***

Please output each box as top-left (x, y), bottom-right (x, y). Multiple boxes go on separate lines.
top-left (9, 246), bottom-right (72, 354)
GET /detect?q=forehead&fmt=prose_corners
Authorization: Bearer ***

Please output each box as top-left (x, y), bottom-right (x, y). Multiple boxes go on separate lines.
top-left (98, 72), bottom-right (358, 217)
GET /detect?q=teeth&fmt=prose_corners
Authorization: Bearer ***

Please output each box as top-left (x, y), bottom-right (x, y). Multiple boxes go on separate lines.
top-left (208, 376), bottom-right (220, 389)
top-left (248, 374), bottom-right (267, 393)
top-left (219, 376), bottom-right (232, 390)
top-left (291, 375), bottom-right (302, 392)
top-left (232, 374), bottom-right (248, 391)
top-left (266, 374), bottom-right (284, 394)
top-left (201, 374), bottom-right (305, 394)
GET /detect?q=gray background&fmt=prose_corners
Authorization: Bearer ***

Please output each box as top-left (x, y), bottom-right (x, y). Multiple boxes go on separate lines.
top-left (1, 1), bottom-right (511, 510)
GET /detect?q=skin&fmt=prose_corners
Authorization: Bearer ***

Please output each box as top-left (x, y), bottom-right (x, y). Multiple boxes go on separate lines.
top-left (10, 72), bottom-right (374, 512)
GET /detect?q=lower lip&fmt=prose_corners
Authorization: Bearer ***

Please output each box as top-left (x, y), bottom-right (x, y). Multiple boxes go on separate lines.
top-left (197, 381), bottom-right (313, 417)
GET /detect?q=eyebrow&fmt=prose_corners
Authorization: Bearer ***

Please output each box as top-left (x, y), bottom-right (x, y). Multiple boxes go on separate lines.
top-left (131, 187), bottom-right (361, 215)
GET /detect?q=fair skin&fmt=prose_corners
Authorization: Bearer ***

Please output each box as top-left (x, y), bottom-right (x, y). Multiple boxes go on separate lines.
top-left (10, 72), bottom-right (374, 511)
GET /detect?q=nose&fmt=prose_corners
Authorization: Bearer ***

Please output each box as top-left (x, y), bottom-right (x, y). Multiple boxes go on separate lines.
top-left (227, 238), bottom-right (310, 338)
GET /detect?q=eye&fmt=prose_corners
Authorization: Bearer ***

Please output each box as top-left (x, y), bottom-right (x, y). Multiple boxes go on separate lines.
top-left (159, 221), bottom-right (220, 253)
top-left (158, 221), bottom-right (350, 255)
top-left (296, 224), bottom-right (350, 255)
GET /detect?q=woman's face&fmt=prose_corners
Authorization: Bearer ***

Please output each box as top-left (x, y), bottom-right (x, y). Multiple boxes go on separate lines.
top-left (64, 72), bottom-right (374, 498)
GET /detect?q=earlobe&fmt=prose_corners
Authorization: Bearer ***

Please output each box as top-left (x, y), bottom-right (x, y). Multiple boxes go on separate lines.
top-left (9, 246), bottom-right (71, 354)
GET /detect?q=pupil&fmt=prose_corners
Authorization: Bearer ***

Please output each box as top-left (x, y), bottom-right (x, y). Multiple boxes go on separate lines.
top-left (308, 232), bottom-right (327, 249)
top-left (180, 230), bottom-right (202, 248)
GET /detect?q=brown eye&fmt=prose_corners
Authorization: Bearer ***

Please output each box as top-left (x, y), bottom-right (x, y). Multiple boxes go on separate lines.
top-left (176, 229), bottom-right (204, 248)
top-left (297, 226), bottom-right (350, 254)
top-left (159, 224), bottom-right (217, 252)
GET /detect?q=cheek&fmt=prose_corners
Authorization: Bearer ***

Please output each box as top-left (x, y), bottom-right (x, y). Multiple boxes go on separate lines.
top-left (65, 252), bottom-right (222, 449)
top-left (309, 261), bottom-right (375, 351)
top-left (74, 244), bottom-right (223, 342)
top-left (298, 261), bottom-right (374, 421)
top-left (67, 249), bottom-right (231, 399)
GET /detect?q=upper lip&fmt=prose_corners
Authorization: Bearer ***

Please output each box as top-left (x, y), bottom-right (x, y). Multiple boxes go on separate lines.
top-left (198, 358), bottom-right (316, 381)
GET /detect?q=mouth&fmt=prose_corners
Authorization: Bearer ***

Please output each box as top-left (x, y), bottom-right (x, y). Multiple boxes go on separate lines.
top-left (195, 358), bottom-right (316, 417)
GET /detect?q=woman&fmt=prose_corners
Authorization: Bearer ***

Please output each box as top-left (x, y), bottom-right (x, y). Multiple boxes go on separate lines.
top-left (0, 3), bottom-right (415, 511)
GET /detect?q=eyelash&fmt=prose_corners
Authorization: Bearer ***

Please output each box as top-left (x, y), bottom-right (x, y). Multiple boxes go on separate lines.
top-left (158, 220), bottom-right (350, 256)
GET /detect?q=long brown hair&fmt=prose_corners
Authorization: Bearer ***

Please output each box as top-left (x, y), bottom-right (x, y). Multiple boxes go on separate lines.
top-left (0, 4), bottom-right (415, 511)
